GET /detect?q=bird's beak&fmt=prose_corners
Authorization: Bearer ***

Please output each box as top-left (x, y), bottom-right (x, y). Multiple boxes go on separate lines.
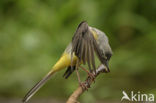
top-left (105, 60), bottom-right (110, 72)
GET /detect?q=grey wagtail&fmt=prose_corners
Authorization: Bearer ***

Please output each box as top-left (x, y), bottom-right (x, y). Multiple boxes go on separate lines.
top-left (22, 21), bottom-right (112, 103)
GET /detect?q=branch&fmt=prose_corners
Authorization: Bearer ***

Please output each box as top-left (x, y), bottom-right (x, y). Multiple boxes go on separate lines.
top-left (66, 64), bottom-right (109, 103)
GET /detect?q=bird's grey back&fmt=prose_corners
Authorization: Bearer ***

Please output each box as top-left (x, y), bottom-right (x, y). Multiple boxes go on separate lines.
top-left (89, 26), bottom-right (112, 58)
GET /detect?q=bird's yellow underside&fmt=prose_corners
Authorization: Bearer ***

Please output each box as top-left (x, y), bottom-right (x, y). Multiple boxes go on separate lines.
top-left (52, 53), bottom-right (78, 72)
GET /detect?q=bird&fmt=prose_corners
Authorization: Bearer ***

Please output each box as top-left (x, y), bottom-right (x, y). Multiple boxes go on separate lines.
top-left (22, 21), bottom-right (112, 103)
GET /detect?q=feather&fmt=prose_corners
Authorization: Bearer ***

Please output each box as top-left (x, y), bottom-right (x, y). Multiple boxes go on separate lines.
top-left (71, 21), bottom-right (98, 73)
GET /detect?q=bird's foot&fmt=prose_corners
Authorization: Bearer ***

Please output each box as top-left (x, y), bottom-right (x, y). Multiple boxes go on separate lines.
top-left (79, 82), bottom-right (88, 91)
top-left (88, 72), bottom-right (95, 83)
top-left (79, 66), bottom-right (95, 82)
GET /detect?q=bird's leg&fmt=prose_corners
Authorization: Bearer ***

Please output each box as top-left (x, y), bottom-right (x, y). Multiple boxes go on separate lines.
top-left (79, 66), bottom-right (95, 83)
top-left (75, 68), bottom-right (88, 90)
top-left (75, 61), bottom-right (88, 90)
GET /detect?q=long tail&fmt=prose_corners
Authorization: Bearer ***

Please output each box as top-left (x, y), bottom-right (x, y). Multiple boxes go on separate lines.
top-left (22, 69), bottom-right (55, 103)
top-left (22, 53), bottom-right (71, 103)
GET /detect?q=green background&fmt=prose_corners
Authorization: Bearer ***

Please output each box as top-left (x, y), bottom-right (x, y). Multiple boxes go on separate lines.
top-left (0, 0), bottom-right (156, 103)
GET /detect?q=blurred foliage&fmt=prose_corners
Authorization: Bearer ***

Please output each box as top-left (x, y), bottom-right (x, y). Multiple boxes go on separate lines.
top-left (0, 0), bottom-right (156, 102)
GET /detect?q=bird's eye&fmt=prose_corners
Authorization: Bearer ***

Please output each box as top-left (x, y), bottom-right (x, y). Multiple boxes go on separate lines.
top-left (105, 53), bottom-right (112, 60)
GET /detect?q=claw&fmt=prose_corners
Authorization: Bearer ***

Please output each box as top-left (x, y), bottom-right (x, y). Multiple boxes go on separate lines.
top-left (79, 82), bottom-right (88, 91)
top-left (79, 66), bottom-right (96, 83)
top-left (88, 72), bottom-right (95, 83)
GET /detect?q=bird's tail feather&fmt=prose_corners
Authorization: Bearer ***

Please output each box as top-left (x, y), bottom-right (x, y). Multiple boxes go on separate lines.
top-left (22, 69), bottom-right (55, 103)
top-left (22, 53), bottom-right (72, 103)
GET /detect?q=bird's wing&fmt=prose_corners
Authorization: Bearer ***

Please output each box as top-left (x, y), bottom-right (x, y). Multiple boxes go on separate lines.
top-left (71, 21), bottom-right (105, 73)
